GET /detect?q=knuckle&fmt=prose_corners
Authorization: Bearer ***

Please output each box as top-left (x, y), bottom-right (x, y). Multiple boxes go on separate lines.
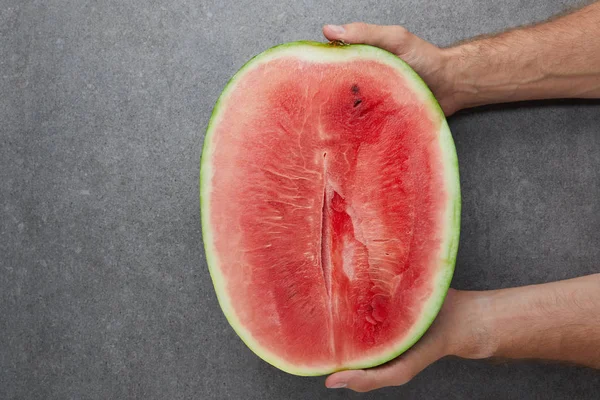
top-left (393, 374), bottom-right (413, 386)
top-left (385, 26), bottom-right (412, 54)
top-left (391, 25), bottom-right (409, 37)
top-left (352, 382), bottom-right (378, 393)
top-left (350, 366), bottom-right (415, 392)
top-left (352, 22), bottom-right (371, 34)
top-left (391, 365), bottom-right (414, 386)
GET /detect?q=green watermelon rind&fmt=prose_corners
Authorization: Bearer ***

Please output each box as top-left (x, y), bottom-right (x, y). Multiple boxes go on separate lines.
top-left (200, 41), bottom-right (461, 376)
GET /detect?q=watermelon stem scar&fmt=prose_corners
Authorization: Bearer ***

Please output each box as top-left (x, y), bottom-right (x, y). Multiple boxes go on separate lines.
top-left (328, 39), bottom-right (348, 46)
top-left (200, 41), bottom-right (461, 376)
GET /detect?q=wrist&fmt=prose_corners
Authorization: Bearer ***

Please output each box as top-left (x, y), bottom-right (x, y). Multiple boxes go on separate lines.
top-left (443, 290), bottom-right (499, 360)
top-left (440, 44), bottom-right (485, 112)
top-left (435, 47), bottom-right (468, 115)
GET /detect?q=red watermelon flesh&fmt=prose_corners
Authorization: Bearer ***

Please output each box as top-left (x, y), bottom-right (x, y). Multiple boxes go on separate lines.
top-left (201, 42), bottom-right (460, 375)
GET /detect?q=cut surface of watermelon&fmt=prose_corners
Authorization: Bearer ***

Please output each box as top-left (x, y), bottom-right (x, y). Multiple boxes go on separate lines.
top-left (201, 41), bottom-right (460, 376)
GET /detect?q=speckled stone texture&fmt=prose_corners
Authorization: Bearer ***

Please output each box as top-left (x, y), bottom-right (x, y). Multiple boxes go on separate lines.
top-left (1, 0), bottom-right (599, 399)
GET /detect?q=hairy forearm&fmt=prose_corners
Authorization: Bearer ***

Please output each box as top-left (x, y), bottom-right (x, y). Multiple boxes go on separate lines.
top-left (476, 274), bottom-right (600, 368)
top-left (445, 2), bottom-right (600, 109)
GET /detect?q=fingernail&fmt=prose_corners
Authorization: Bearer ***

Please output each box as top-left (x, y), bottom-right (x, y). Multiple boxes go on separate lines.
top-left (326, 25), bottom-right (345, 35)
top-left (328, 383), bottom-right (347, 389)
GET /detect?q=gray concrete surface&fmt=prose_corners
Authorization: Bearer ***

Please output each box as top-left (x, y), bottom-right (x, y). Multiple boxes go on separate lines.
top-left (1, 0), bottom-right (599, 398)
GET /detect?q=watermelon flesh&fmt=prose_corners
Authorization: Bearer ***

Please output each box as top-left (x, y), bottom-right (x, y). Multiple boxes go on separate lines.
top-left (201, 42), bottom-right (460, 376)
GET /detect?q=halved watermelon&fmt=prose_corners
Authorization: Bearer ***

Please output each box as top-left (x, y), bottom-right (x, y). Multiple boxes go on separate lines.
top-left (200, 41), bottom-right (460, 376)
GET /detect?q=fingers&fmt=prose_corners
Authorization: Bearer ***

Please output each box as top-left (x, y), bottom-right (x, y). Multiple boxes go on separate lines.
top-left (323, 23), bottom-right (412, 55)
top-left (325, 335), bottom-right (446, 392)
top-left (322, 22), bottom-right (455, 114)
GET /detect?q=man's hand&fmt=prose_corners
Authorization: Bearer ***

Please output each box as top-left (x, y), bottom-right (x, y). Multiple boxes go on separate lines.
top-left (323, 23), bottom-right (461, 115)
top-left (323, 2), bottom-right (600, 115)
top-left (325, 289), bottom-right (496, 392)
top-left (325, 275), bottom-right (600, 392)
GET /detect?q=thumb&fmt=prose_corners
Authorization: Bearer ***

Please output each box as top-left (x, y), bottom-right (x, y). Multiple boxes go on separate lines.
top-left (325, 336), bottom-right (446, 392)
top-left (323, 23), bottom-right (415, 56)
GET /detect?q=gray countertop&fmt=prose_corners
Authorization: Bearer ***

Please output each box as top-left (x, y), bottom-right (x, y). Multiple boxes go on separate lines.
top-left (1, 0), bottom-right (599, 399)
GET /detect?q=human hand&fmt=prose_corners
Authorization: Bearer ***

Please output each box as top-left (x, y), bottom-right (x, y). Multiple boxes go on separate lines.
top-left (323, 23), bottom-right (462, 115)
top-left (325, 274), bottom-right (600, 392)
top-left (325, 2), bottom-right (600, 112)
top-left (325, 289), bottom-right (496, 392)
